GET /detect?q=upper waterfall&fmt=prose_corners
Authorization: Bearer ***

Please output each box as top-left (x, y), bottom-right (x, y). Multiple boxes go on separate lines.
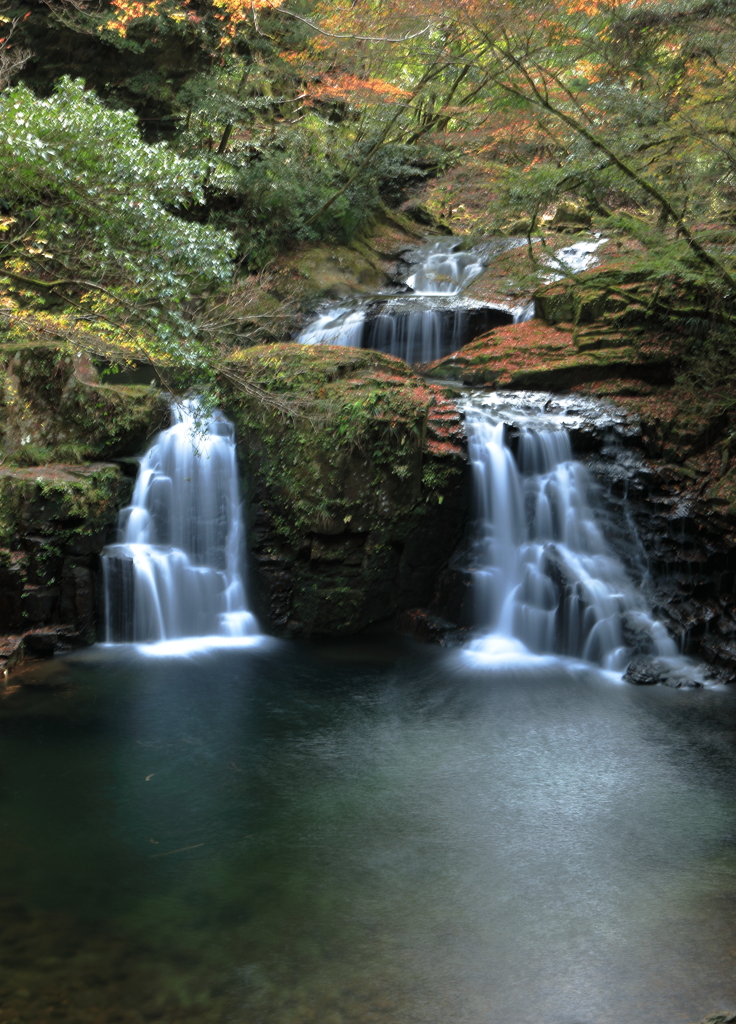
top-left (296, 237), bottom-right (525, 363)
top-left (102, 399), bottom-right (259, 651)
top-left (464, 394), bottom-right (677, 671)
top-left (404, 239), bottom-right (486, 295)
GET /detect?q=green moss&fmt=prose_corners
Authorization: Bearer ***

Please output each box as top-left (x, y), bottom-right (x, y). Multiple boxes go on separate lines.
top-left (271, 242), bottom-right (389, 306)
top-left (0, 463), bottom-right (123, 548)
top-left (0, 342), bottom-right (168, 462)
top-left (221, 345), bottom-right (436, 540)
top-left (217, 343), bottom-right (467, 635)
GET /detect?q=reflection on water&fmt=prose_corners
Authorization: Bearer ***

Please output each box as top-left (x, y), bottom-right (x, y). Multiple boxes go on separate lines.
top-left (1, 640), bottom-right (736, 1024)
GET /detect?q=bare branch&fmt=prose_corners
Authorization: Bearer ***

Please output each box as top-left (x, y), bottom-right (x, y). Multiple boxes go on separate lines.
top-left (274, 6), bottom-right (431, 44)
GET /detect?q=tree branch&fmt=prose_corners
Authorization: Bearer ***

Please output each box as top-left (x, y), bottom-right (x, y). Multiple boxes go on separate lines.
top-left (274, 6), bottom-right (430, 43)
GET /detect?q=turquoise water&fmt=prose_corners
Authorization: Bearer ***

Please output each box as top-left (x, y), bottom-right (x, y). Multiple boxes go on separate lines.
top-left (1, 638), bottom-right (736, 1024)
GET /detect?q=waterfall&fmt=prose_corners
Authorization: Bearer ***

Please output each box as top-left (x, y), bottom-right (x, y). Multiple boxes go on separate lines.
top-left (102, 399), bottom-right (259, 649)
top-left (296, 238), bottom-right (521, 363)
top-left (404, 239), bottom-right (485, 294)
top-left (465, 401), bottom-right (676, 671)
top-left (512, 301), bottom-right (535, 323)
top-left (298, 305), bottom-right (365, 348)
top-left (363, 309), bottom-right (462, 365)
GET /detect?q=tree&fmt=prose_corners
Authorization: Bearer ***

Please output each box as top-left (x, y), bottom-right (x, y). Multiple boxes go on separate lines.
top-left (0, 76), bottom-right (236, 362)
top-left (0, 3), bottom-right (31, 90)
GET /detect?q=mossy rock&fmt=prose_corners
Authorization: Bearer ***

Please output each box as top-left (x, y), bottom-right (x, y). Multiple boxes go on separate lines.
top-left (551, 202), bottom-right (593, 229)
top-left (271, 242), bottom-right (389, 306)
top-left (0, 463), bottom-right (124, 549)
top-left (0, 462), bottom-right (127, 637)
top-left (217, 344), bottom-right (469, 636)
top-left (607, 388), bottom-right (733, 463)
top-left (0, 342), bottom-right (168, 464)
top-left (704, 468), bottom-right (736, 520)
top-left (424, 321), bottom-right (671, 390)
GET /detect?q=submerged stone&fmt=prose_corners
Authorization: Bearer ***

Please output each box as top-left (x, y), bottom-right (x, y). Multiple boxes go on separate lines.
top-left (624, 655), bottom-right (705, 688)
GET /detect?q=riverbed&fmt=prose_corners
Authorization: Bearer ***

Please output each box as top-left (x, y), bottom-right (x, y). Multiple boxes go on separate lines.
top-left (1, 639), bottom-right (735, 1024)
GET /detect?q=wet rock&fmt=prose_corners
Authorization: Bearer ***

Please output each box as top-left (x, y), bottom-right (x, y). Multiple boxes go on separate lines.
top-left (220, 345), bottom-right (470, 636)
top-left (621, 610), bottom-right (660, 656)
top-left (431, 563), bottom-right (475, 629)
top-left (0, 635), bottom-right (25, 681)
top-left (23, 626), bottom-right (83, 657)
top-left (624, 655), bottom-right (670, 685)
top-left (589, 445), bottom-right (736, 679)
top-left (396, 609), bottom-right (468, 645)
top-left (624, 655), bottom-right (704, 688)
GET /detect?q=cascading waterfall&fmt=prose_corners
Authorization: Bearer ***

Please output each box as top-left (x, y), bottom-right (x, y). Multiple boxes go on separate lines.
top-left (404, 239), bottom-right (486, 294)
top-left (297, 238), bottom-right (522, 364)
top-left (296, 235), bottom-right (609, 363)
top-left (297, 305), bottom-right (365, 348)
top-left (102, 399), bottom-right (258, 648)
top-left (364, 308), bottom-right (466, 365)
top-left (465, 400), bottom-right (676, 670)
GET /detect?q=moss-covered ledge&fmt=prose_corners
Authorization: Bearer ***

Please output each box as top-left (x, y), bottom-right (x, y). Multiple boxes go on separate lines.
top-left (0, 463), bottom-right (128, 663)
top-left (217, 343), bottom-right (469, 636)
top-left (0, 341), bottom-right (168, 464)
top-left (423, 320), bottom-right (672, 390)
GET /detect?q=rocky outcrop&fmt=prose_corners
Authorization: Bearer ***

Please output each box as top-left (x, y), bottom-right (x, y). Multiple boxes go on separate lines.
top-left (218, 344), bottom-right (469, 636)
top-left (624, 655), bottom-right (705, 687)
top-left (0, 462), bottom-right (130, 673)
top-left (586, 421), bottom-right (736, 681)
top-left (0, 341), bottom-right (168, 676)
top-left (268, 209), bottom-right (431, 312)
top-left (0, 341), bottom-right (168, 463)
top-left (423, 320), bottom-right (672, 390)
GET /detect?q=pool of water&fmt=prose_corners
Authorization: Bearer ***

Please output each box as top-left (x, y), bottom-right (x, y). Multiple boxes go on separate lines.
top-left (1, 638), bottom-right (736, 1024)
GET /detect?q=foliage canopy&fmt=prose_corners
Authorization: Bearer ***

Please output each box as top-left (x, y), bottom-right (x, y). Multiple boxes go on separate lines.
top-left (1, 0), bottom-right (735, 372)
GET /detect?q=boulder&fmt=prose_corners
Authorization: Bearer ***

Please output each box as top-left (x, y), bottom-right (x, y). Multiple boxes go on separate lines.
top-left (0, 341), bottom-right (168, 464)
top-left (218, 344), bottom-right (470, 636)
top-left (624, 655), bottom-right (704, 688)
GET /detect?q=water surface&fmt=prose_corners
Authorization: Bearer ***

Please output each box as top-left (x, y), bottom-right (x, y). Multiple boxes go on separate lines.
top-left (1, 639), bottom-right (736, 1024)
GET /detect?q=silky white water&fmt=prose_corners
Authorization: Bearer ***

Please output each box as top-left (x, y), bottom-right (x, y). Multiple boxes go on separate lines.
top-left (465, 398), bottom-right (676, 670)
top-left (405, 239), bottom-right (486, 294)
top-left (364, 308), bottom-right (462, 364)
top-left (297, 305), bottom-right (365, 348)
top-left (296, 238), bottom-right (522, 362)
top-left (102, 399), bottom-right (258, 645)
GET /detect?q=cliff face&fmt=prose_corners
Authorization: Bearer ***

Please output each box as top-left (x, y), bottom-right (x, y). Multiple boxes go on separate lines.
top-left (585, 390), bottom-right (736, 679)
top-left (0, 342), bottom-right (167, 673)
top-left (218, 345), bottom-right (469, 636)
